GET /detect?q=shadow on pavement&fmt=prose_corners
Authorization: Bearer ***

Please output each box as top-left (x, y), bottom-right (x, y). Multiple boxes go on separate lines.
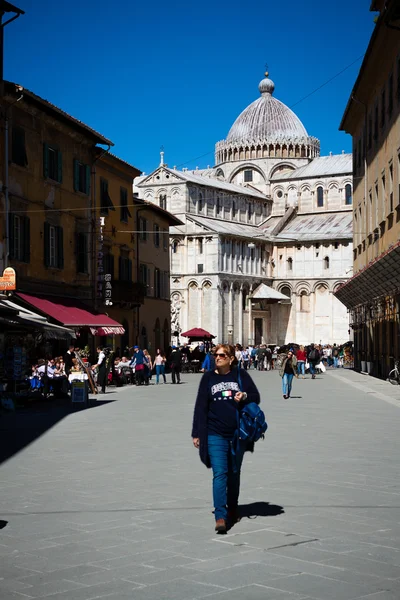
top-left (0, 398), bottom-right (113, 466)
top-left (240, 502), bottom-right (285, 519)
top-left (0, 520), bottom-right (7, 529)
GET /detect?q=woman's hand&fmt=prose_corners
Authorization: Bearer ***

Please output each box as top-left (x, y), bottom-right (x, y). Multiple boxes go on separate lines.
top-left (192, 437), bottom-right (200, 448)
top-left (234, 391), bottom-right (247, 402)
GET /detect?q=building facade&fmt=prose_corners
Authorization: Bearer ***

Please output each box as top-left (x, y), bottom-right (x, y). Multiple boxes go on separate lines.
top-left (335, 0), bottom-right (400, 379)
top-left (135, 73), bottom-right (354, 346)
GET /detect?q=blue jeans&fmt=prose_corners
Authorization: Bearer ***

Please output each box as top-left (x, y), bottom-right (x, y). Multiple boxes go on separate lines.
top-left (208, 434), bottom-right (245, 521)
top-left (282, 373), bottom-right (294, 397)
top-left (297, 361), bottom-right (305, 376)
top-left (309, 363), bottom-right (316, 376)
top-left (155, 364), bottom-right (166, 383)
top-left (333, 356), bottom-right (339, 368)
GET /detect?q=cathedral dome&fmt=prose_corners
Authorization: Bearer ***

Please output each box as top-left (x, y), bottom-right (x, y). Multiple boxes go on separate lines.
top-left (226, 75), bottom-right (308, 144)
top-left (215, 72), bottom-right (320, 165)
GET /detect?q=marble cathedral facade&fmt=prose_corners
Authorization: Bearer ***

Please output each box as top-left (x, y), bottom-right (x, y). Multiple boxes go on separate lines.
top-left (134, 73), bottom-right (353, 346)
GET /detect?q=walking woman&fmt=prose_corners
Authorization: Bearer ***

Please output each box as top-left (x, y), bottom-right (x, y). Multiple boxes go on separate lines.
top-left (192, 344), bottom-right (261, 533)
top-left (154, 349), bottom-right (167, 384)
top-left (279, 349), bottom-right (298, 399)
top-left (296, 345), bottom-right (306, 378)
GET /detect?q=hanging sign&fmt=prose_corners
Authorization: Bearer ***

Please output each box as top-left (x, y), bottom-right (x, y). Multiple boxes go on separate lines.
top-left (0, 267), bottom-right (16, 291)
top-left (96, 217), bottom-right (105, 299)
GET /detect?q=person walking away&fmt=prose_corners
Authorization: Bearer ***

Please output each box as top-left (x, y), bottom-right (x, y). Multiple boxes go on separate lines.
top-left (280, 350), bottom-right (298, 399)
top-left (202, 348), bottom-right (215, 373)
top-left (130, 346), bottom-right (146, 386)
top-left (191, 344), bottom-right (261, 533)
top-left (332, 344), bottom-right (340, 368)
top-left (251, 346), bottom-right (258, 370)
top-left (256, 345), bottom-right (266, 371)
top-left (154, 350), bottom-right (167, 384)
top-left (241, 347), bottom-right (250, 370)
top-left (265, 346), bottom-right (272, 371)
top-left (92, 346), bottom-right (107, 393)
top-left (143, 349), bottom-right (152, 385)
top-left (307, 344), bottom-right (320, 379)
top-left (170, 346), bottom-right (182, 384)
top-left (296, 345), bottom-right (306, 378)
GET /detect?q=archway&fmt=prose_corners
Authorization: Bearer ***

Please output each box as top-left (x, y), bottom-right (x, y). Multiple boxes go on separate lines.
top-left (154, 318), bottom-right (161, 350)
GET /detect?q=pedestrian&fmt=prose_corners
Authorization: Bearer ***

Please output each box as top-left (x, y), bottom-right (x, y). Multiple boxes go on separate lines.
top-left (296, 345), bottom-right (306, 378)
top-left (63, 344), bottom-right (75, 376)
top-left (279, 349), bottom-right (298, 399)
top-left (241, 347), bottom-right (250, 370)
top-left (130, 346), bottom-right (146, 386)
top-left (307, 343), bottom-right (320, 379)
top-left (235, 344), bottom-right (242, 369)
top-left (154, 349), bottom-right (167, 384)
top-left (191, 343), bottom-right (261, 533)
top-left (201, 348), bottom-right (215, 372)
top-left (92, 346), bottom-right (107, 393)
top-left (332, 343), bottom-right (340, 368)
top-left (170, 346), bottom-right (182, 384)
top-left (143, 349), bottom-right (152, 385)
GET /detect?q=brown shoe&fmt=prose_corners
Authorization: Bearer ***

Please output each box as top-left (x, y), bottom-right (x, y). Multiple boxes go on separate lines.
top-left (215, 518), bottom-right (227, 533)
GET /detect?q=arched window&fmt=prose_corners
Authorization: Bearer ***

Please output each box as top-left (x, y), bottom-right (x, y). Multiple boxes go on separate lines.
top-left (345, 184), bottom-right (352, 205)
top-left (248, 203), bottom-right (253, 219)
top-left (280, 286), bottom-right (291, 299)
top-left (163, 318), bottom-right (169, 350)
top-left (300, 291), bottom-right (310, 312)
top-left (287, 257), bottom-right (293, 271)
top-left (232, 200), bottom-right (236, 218)
top-left (172, 240), bottom-right (179, 254)
top-left (216, 196), bottom-right (221, 215)
top-left (324, 256), bottom-right (330, 269)
top-left (198, 193), bottom-right (203, 212)
top-left (159, 194), bottom-right (167, 210)
top-left (141, 326), bottom-right (148, 349)
top-left (317, 186), bottom-right (324, 207)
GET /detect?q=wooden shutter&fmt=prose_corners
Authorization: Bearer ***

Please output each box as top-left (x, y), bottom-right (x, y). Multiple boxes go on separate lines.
top-left (57, 226), bottom-right (64, 269)
top-left (22, 217), bottom-right (30, 263)
top-left (73, 159), bottom-right (79, 192)
top-left (43, 143), bottom-right (49, 179)
top-left (57, 150), bottom-right (63, 183)
top-left (118, 256), bottom-right (123, 280)
top-left (44, 221), bottom-right (50, 266)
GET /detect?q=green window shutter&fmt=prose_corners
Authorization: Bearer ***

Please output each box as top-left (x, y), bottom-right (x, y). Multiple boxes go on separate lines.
top-left (57, 150), bottom-right (63, 183)
top-left (73, 159), bottom-right (79, 192)
top-left (57, 226), bottom-right (64, 269)
top-left (44, 222), bottom-right (50, 267)
top-left (86, 165), bottom-right (91, 195)
top-left (8, 214), bottom-right (14, 260)
top-left (22, 217), bottom-right (30, 263)
top-left (43, 143), bottom-right (49, 179)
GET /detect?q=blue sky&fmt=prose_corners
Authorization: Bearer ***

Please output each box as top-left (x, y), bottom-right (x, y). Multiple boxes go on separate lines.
top-left (6, 0), bottom-right (375, 174)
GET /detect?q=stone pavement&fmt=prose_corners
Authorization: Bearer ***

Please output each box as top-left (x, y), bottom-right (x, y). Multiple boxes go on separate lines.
top-left (1, 368), bottom-right (400, 599)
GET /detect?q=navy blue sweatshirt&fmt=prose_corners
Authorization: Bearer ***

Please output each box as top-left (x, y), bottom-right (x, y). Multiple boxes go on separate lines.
top-left (192, 367), bottom-right (261, 454)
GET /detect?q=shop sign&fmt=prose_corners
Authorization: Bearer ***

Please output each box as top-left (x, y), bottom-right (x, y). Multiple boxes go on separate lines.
top-left (97, 217), bottom-right (105, 299)
top-left (104, 273), bottom-right (112, 306)
top-left (0, 267), bottom-right (16, 291)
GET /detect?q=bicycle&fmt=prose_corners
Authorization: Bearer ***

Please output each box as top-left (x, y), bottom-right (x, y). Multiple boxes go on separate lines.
top-left (388, 360), bottom-right (400, 385)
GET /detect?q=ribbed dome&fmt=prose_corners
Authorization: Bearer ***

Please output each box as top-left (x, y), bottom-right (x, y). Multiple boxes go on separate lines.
top-left (226, 76), bottom-right (309, 144)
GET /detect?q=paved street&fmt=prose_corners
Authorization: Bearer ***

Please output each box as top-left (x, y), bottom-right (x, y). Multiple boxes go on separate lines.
top-left (1, 368), bottom-right (400, 600)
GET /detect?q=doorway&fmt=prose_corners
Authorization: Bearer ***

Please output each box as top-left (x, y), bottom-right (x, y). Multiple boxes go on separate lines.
top-left (254, 318), bottom-right (263, 346)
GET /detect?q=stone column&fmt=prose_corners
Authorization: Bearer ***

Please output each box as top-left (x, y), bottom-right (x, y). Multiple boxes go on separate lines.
top-left (248, 286), bottom-right (253, 345)
top-left (228, 282), bottom-right (233, 345)
top-left (238, 285), bottom-right (243, 345)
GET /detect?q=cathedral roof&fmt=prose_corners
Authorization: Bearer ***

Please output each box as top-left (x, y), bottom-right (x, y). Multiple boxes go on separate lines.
top-left (168, 169), bottom-right (267, 200)
top-left (186, 215), bottom-right (271, 239)
top-left (261, 211), bottom-right (353, 242)
top-left (224, 73), bottom-right (317, 146)
top-left (271, 153), bottom-right (352, 181)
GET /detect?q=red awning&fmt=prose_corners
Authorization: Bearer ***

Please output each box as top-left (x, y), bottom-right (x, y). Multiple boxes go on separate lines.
top-left (181, 327), bottom-right (215, 339)
top-left (90, 326), bottom-right (125, 336)
top-left (17, 293), bottom-right (124, 332)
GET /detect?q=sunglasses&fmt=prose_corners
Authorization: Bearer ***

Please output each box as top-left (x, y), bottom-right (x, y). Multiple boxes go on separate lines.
top-left (215, 353), bottom-right (228, 359)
